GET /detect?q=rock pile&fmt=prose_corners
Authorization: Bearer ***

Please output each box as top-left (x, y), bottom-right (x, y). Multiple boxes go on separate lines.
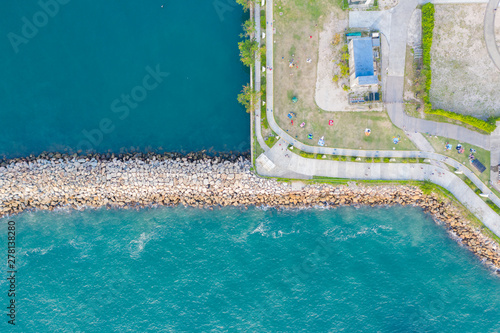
top-left (0, 152), bottom-right (499, 273)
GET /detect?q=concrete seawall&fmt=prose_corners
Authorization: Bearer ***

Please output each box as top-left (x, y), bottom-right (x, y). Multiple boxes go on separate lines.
top-left (0, 152), bottom-right (499, 273)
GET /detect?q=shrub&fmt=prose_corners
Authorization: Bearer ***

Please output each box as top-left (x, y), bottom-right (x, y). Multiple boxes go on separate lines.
top-left (424, 103), bottom-right (497, 133)
top-left (338, 44), bottom-right (350, 78)
top-left (421, 3), bottom-right (434, 69)
top-left (421, 3), bottom-right (434, 104)
top-left (340, 63), bottom-right (350, 77)
top-left (265, 135), bottom-right (277, 148)
top-left (487, 116), bottom-right (500, 126)
top-left (332, 34), bottom-right (341, 45)
top-left (299, 151), bottom-right (315, 158)
top-left (486, 199), bottom-right (500, 215)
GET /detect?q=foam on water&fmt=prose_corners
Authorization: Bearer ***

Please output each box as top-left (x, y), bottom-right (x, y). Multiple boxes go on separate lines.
top-left (1, 206), bottom-right (499, 332)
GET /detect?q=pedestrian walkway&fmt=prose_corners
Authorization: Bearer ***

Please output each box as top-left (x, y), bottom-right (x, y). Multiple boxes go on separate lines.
top-left (265, 0), bottom-right (274, 146)
top-left (380, 0), bottom-right (493, 149)
top-left (485, 0), bottom-right (500, 71)
top-left (407, 131), bottom-right (448, 169)
top-left (258, 0), bottom-right (500, 236)
top-left (261, 140), bottom-right (500, 237)
top-left (261, 29), bottom-right (498, 207)
top-left (254, 3), bottom-right (269, 154)
top-left (385, 84), bottom-right (491, 150)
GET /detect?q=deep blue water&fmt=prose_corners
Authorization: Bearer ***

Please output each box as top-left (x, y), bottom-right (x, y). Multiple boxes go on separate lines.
top-left (0, 0), bottom-right (249, 158)
top-left (2, 2), bottom-right (500, 332)
top-left (1, 206), bottom-right (499, 332)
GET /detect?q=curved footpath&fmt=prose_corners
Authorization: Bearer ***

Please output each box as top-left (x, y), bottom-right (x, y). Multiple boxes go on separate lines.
top-left (349, 0), bottom-right (494, 150)
top-left (484, 0), bottom-right (500, 71)
top-left (264, 139), bottom-right (500, 237)
top-left (260, 0), bottom-right (500, 237)
top-left (0, 153), bottom-right (499, 272)
top-left (260, 113), bottom-right (500, 210)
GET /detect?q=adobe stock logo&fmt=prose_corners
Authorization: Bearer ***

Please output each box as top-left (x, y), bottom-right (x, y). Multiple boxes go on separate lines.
top-left (213, 0), bottom-right (238, 22)
top-left (7, 0), bottom-right (71, 54)
top-left (77, 65), bottom-right (169, 152)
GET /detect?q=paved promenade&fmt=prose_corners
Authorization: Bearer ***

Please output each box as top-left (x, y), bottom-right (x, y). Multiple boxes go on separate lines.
top-left (261, 140), bottom-right (500, 236)
top-left (254, 3), bottom-right (268, 154)
top-left (265, 0), bottom-right (274, 131)
top-left (260, 0), bottom-right (500, 234)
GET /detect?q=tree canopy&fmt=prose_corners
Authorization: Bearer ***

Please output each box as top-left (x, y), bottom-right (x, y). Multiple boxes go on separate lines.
top-left (238, 39), bottom-right (258, 67)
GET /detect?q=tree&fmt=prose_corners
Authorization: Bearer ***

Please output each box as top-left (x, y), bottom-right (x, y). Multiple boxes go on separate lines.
top-left (238, 39), bottom-right (259, 67)
top-left (236, 0), bottom-right (252, 12)
top-left (240, 19), bottom-right (256, 38)
top-left (238, 84), bottom-right (260, 113)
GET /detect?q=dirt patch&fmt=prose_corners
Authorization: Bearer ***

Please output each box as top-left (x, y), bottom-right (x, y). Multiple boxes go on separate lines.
top-left (378, 0), bottom-right (398, 11)
top-left (315, 14), bottom-right (382, 112)
top-left (430, 4), bottom-right (500, 118)
top-left (404, 10), bottom-right (424, 110)
top-left (314, 13), bottom-right (349, 112)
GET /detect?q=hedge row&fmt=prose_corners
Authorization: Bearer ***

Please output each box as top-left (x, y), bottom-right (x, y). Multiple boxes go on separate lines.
top-left (424, 104), bottom-right (497, 133)
top-left (421, 3), bottom-right (434, 104)
top-left (420, 3), bottom-right (497, 133)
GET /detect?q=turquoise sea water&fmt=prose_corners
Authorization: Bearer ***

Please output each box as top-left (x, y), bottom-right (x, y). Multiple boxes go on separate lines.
top-left (1, 206), bottom-right (499, 332)
top-left (0, 1), bottom-right (249, 158)
top-left (2, 2), bottom-right (500, 332)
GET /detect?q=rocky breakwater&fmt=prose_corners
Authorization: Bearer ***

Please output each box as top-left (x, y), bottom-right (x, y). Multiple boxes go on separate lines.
top-left (0, 152), bottom-right (499, 273)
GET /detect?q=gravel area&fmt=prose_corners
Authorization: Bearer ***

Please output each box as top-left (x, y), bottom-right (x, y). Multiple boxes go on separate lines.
top-left (429, 4), bottom-right (500, 118)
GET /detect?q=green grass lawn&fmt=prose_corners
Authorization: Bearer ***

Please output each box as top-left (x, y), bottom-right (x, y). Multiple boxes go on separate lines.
top-left (264, 134), bottom-right (278, 148)
top-left (424, 135), bottom-right (490, 184)
top-left (276, 111), bottom-right (417, 151)
top-left (272, 0), bottom-right (416, 151)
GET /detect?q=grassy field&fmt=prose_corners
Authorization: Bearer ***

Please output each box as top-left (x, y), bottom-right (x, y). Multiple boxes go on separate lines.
top-left (277, 110), bottom-right (416, 150)
top-left (271, 0), bottom-right (416, 151)
top-left (429, 4), bottom-right (500, 118)
top-left (424, 135), bottom-right (490, 183)
top-left (273, 0), bottom-right (341, 115)
top-left (264, 133), bottom-right (278, 148)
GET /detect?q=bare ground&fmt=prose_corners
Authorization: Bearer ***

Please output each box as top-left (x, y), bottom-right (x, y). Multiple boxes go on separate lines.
top-left (378, 0), bottom-right (399, 11)
top-left (315, 14), bottom-right (382, 111)
top-left (315, 14), bottom-right (351, 111)
top-left (272, 0), bottom-right (413, 150)
top-left (430, 4), bottom-right (500, 118)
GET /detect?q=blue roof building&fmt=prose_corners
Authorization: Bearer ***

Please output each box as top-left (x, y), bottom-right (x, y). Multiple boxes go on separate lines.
top-left (348, 37), bottom-right (378, 88)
